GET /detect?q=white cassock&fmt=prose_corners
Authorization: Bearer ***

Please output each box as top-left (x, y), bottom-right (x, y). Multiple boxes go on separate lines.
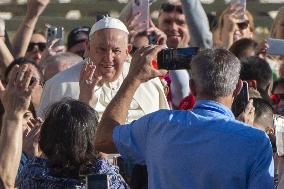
top-left (38, 60), bottom-right (170, 123)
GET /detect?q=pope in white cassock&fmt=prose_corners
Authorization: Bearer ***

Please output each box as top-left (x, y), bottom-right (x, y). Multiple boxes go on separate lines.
top-left (38, 17), bottom-right (169, 122)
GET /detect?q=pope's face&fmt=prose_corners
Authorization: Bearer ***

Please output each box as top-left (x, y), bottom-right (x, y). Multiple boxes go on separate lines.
top-left (88, 29), bottom-right (129, 83)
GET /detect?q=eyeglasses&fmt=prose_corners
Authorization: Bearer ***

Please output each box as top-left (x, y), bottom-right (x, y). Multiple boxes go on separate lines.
top-left (237, 20), bottom-right (249, 30)
top-left (160, 3), bottom-right (183, 14)
top-left (27, 42), bottom-right (46, 52)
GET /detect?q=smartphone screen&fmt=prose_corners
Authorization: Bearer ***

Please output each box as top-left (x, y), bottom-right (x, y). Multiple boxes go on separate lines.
top-left (267, 38), bottom-right (284, 56)
top-left (157, 47), bottom-right (199, 70)
top-left (232, 81), bottom-right (249, 117)
top-left (132, 0), bottom-right (149, 31)
top-left (87, 174), bottom-right (109, 189)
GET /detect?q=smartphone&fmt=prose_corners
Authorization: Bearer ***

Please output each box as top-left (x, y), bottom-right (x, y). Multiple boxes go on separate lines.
top-left (231, 0), bottom-right (246, 23)
top-left (157, 47), bottom-right (199, 70)
top-left (47, 26), bottom-right (64, 47)
top-left (267, 38), bottom-right (284, 56)
top-left (132, 0), bottom-right (149, 31)
top-left (274, 114), bottom-right (284, 156)
top-left (87, 174), bottom-right (110, 189)
top-left (232, 81), bottom-right (249, 116)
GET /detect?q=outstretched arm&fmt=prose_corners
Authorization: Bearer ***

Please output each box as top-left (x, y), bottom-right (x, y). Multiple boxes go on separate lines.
top-left (0, 65), bottom-right (38, 188)
top-left (12, 0), bottom-right (49, 58)
top-left (95, 45), bottom-right (167, 153)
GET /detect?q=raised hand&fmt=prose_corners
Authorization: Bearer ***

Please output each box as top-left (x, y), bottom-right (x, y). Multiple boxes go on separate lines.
top-left (128, 45), bottom-right (167, 84)
top-left (0, 65), bottom-right (38, 117)
top-left (40, 38), bottom-right (66, 62)
top-left (79, 59), bottom-right (102, 106)
top-left (27, 0), bottom-right (50, 18)
top-left (147, 20), bottom-right (167, 46)
top-left (23, 117), bottom-right (42, 158)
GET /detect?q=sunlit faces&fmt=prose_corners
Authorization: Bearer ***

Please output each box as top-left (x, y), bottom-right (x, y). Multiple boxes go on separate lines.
top-left (25, 33), bottom-right (47, 64)
top-left (232, 16), bottom-right (253, 42)
top-left (88, 29), bottom-right (130, 83)
top-left (158, 11), bottom-right (189, 48)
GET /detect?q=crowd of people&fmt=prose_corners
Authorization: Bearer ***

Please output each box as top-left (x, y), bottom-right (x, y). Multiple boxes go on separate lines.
top-left (0, 0), bottom-right (284, 188)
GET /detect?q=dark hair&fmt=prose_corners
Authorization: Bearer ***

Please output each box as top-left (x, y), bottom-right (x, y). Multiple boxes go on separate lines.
top-left (240, 57), bottom-right (272, 93)
top-left (229, 38), bottom-right (258, 58)
top-left (252, 98), bottom-right (274, 128)
top-left (39, 98), bottom-right (99, 178)
top-left (190, 48), bottom-right (241, 98)
top-left (4, 57), bottom-right (43, 84)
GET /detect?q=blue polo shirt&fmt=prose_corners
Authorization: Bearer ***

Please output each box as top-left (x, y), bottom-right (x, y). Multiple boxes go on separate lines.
top-left (113, 100), bottom-right (275, 189)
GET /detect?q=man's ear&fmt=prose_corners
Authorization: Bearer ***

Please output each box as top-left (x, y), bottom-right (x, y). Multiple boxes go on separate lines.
top-left (189, 79), bottom-right (197, 97)
top-left (233, 79), bottom-right (243, 97)
top-left (127, 44), bottom-right (133, 55)
top-left (266, 81), bottom-right (273, 97)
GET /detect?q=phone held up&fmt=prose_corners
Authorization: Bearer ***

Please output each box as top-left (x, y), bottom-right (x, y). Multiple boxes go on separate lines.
top-left (232, 81), bottom-right (249, 116)
top-left (132, 0), bottom-right (150, 31)
top-left (87, 174), bottom-right (110, 189)
top-left (156, 47), bottom-right (199, 70)
top-left (231, 0), bottom-right (247, 23)
top-left (46, 26), bottom-right (64, 47)
top-left (267, 38), bottom-right (284, 56)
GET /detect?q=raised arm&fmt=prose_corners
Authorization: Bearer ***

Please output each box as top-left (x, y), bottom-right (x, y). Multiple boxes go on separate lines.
top-left (95, 45), bottom-right (167, 153)
top-left (12, 0), bottom-right (49, 58)
top-left (0, 20), bottom-right (14, 78)
top-left (0, 65), bottom-right (38, 188)
top-left (181, 0), bottom-right (212, 48)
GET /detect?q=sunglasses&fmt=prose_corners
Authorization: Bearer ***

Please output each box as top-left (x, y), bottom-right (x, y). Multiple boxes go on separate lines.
top-left (237, 20), bottom-right (249, 30)
top-left (27, 42), bottom-right (46, 52)
top-left (160, 3), bottom-right (183, 14)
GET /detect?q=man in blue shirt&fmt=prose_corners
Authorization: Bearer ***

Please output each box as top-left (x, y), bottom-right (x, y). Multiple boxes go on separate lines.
top-left (95, 47), bottom-right (275, 189)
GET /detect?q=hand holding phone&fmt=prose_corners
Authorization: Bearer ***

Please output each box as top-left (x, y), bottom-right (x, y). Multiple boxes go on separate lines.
top-left (231, 0), bottom-right (247, 23)
top-left (132, 0), bottom-right (150, 31)
top-left (46, 26), bottom-right (64, 47)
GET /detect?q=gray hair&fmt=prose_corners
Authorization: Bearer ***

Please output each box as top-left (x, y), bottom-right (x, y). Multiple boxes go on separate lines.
top-left (43, 52), bottom-right (82, 67)
top-left (190, 48), bottom-right (241, 98)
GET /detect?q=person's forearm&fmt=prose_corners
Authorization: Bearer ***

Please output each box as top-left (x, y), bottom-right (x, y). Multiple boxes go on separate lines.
top-left (96, 77), bottom-right (140, 153)
top-left (12, 16), bottom-right (38, 58)
top-left (220, 29), bottom-right (234, 49)
top-left (0, 39), bottom-right (14, 77)
top-left (0, 113), bottom-right (23, 188)
top-left (181, 0), bottom-right (212, 48)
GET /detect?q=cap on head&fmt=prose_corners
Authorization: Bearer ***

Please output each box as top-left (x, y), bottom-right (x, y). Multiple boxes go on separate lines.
top-left (89, 17), bottom-right (129, 37)
top-left (67, 26), bottom-right (90, 50)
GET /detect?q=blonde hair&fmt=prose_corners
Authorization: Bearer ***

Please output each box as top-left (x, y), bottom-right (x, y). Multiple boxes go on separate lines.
top-left (213, 9), bottom-right (255, 47)
top-left (270, 6), bottom-right (284, 38)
